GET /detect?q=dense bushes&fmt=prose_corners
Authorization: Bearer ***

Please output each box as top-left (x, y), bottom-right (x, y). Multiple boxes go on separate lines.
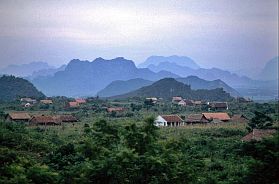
top-left (0, 120), bottom-right (278, 183)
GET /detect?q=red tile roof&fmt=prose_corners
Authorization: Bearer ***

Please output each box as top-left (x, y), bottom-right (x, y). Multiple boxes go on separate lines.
top-left (202, 112), bottom-right (230, 121)
top-left (241, 129), bottom-right (277, 142)
top-left (161, 115), bottom-right (183, 122)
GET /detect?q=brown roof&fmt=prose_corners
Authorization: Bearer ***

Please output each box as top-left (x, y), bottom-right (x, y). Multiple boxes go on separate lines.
top-left (53, 115), bottom-right (78, 122)
top-left (232, 114), bottom-right (248, 120)
top-left (202, 112), bottom-right (230, 121)
top-left (186, 114), bottom-right (208, 123)
top-left (30, 115), bottom-right (56, 124)
top-left (241, 129), bottom-right (277, 142)
top-left (8, 112), bottom-right (31, 120)
top-left (40, 100), bottom-right (53, 104)
top-left (161, 115), bottom-right (183, 123)
top-left (209, 102), bottom-right (227, 108)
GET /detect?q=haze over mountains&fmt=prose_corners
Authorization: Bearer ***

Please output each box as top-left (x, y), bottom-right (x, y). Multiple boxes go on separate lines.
top-left (138, 55), bottom-right (200, 69)
top-left (0, 62), bottom-right (54, 77)
top-left (258, 57), bottom-right (278, 81)
top-left (1, 55), bottom-right (278, 100)
top-left (98, 76), bottom-right (240, 98)
top-left (112, 78), bottom-right (233, 101)
top-left (31, 57), bottom-right (178, 96)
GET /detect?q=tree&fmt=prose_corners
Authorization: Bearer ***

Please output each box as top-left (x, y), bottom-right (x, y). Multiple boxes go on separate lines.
top-left (247, 111), bottom-right (273, 131)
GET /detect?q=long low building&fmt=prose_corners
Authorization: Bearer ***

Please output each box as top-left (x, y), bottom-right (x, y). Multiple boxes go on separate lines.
top-left (202, 112), bottom-right (231, 122)
top-left (155, 115), bottom-right (184, 127)
top-left (6, 112), bottom-right (31, 122)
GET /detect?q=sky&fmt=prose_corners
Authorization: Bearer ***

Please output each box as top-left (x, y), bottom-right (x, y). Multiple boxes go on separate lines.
top-left (0, 0), bottom-right (278, 75)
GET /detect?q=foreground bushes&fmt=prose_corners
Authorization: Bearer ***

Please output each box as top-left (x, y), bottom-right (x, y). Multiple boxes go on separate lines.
top-left (0, 121), bottom-right (278, 184)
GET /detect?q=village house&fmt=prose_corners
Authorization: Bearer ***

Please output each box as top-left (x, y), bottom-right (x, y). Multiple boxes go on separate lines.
top-left (178, 100), bottom-right (186, 106)
top-left (6, 112), bottom-right (31, 123)
top-left (75, 98), bottom-right (86, 104)
top-left (241, 129), bottom-right (277, 142)
top-left (40, 99), bottom-right (53, 104)
top-left (20, 98), bottom-right (37, 104)
top-left (69, 101), bottom-right (79, 108)
top-left (202, 112), bottom-right (231, 122)
top-left (106, 107), bottom-right (125, 113)
top-left (193, 100), bottom-right (203, 105)
top-left (186, 114), bottom-right (209, 124)
top-left (208, 102), bottom-right (228, 111)
top-left (184, 100), bottom-right (194, 106)
top-left (24, 103), bottom-right (32, 107)
top-left (155, 115), bottom-right (184, 127)
top-left (29, 115), bottom-right (58, 126)
top-left (172, 96), bottom-right (183, 103)
top-left (237, 97), bottom-right (252, 103)
top-left (231, 114), bottom-right (249, 123)
top-left (145, 97), bottom-right (158, 104)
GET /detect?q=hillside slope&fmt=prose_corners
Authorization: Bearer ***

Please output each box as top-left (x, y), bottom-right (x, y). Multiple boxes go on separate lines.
top-left (113, 78), bottom-right (233, 101)
top-left (176, 76), bottom-right (240, 97)
top-left (0, 75), bottom-right (45, 101)
top-left (97, 78), bottom-right (153, 97)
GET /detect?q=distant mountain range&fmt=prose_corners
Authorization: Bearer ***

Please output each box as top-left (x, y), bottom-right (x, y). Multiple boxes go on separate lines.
top-left (0, 75), bottom-right (45, 102)
top-left (147, 61), bottom-right (254, 87)
top-left (258, 56), bottom-right (278, 81)
top-left (143, 56), bottom-right (278, 100)
top-left (98, 76), bottom-right (239, 97)
top-left (138, 55), bottom-right (200, 69)
top-left (0, 62), bottom-right (54, 77)
top-left (31, 57), bottom-right (179, 97)
top-left (29, 64), bottom-right (66, 79)
top-left (3, 55), bottom-right (276, 100)
top-left (112, 78), bottom-right (233, 101)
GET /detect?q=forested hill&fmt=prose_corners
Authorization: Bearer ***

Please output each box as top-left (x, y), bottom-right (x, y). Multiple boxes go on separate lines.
top-left (113, 78), bottom-right (233, 101)
top-left (0, 75), bottom-right (45, 101)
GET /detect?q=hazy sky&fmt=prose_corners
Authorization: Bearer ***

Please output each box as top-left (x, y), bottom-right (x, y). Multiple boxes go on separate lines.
top-left (0, 0), bottom-right (278, 73)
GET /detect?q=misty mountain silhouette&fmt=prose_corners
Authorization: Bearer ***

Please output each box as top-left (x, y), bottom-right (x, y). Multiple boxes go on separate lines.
top-left (138, 55), bottom-right (200, 69)
top-left (31, 57), bottom-right (179, 97)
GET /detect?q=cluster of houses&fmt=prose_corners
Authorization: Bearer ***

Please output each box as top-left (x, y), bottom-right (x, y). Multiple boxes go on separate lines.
top-left (20, 98), bottom-right (53, 107)
top-left (154, 112), bottom-right (248, 127)
top-left (5, 112), bottom-right (78, 125)
top-left (21, 97), bottom-right (89, 109)
top-left (171, 97), bottom-right (229, 110)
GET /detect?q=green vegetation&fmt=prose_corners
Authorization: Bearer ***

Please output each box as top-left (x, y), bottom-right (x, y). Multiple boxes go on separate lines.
top-left (0, 75), bottom-right (45, 102)
top-left (247, 111), bottom-right (273, 131)
top-left (1, 117), bottom-right (278, 183)
top-left (0, 97), bottom-right (278, 183)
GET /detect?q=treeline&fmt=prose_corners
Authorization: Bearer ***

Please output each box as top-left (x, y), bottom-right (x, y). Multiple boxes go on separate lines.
top-left (1, 119), bottom-right (278, 183)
